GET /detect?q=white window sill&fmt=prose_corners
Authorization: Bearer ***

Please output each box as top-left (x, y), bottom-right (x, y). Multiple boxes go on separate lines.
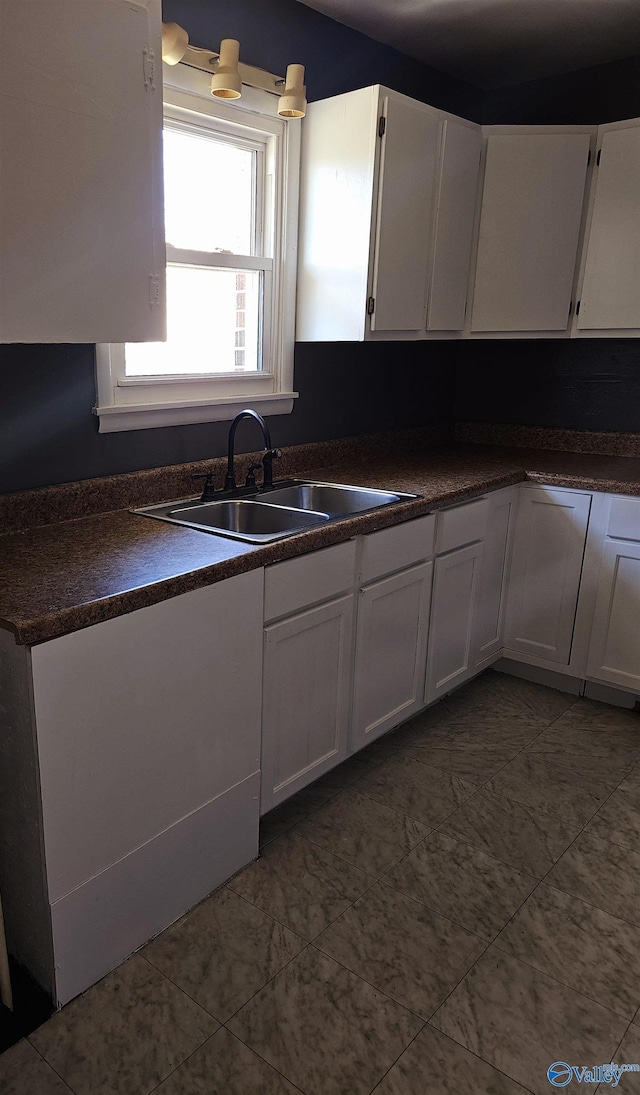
top-left (94, 392), bottom-right (298, 433)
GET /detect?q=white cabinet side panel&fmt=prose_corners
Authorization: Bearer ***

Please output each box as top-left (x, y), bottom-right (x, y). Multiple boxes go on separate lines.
top-left (471, 132), bottom-right (590, 331)
top-left (0, 629), bottom-right (54, 996)
top-left (31, 570), bottom-right (264, 903)
top-left (371, 95), bottom-right (439, 331)
top-left (579, 124), bottom-right (640, 330)
top-left (586, 540), bottom-right (640, 691)
top-left (428, 120), bottom-right (481, 331)
top-left (296, 87), bottom-right (377, 341)
top-left (0, 0), bottom-right (165, 343)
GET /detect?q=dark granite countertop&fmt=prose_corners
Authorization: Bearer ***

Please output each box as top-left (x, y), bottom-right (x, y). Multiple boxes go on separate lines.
top-left (1, 442), bottom-right (639, 647)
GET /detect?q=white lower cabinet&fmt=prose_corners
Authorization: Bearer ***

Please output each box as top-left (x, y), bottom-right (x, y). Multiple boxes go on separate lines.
top-left (351, 561), bottom-right (432, 751)
top-left (504, 486), bottom-right (591, 665)
top-left (261, 594), bottom-right (354, 813)
top-left (472, 487), bottom-right (518, 666)
top-left (585, 495), bottom-right (640, 692)
top-left (425, 540), bottom-right (484, 702)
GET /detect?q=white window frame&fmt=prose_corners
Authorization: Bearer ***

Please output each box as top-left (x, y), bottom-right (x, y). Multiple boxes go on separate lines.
top-left (95, 67), bottom-right (299, 433)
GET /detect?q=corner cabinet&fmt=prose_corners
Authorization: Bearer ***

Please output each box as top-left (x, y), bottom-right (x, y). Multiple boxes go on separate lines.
top-left (576, 120), bottom-right (640, 333)
top-left (469, 129), bottom-right (593, 334)
top-left (584, 496), bottom-right (640, 691)
top-left (0, 0), bottom-right (165, 343)
top-left (503, 486), bottom-right (591, 665)
top-left (296, 85), bottom-right (481, 340)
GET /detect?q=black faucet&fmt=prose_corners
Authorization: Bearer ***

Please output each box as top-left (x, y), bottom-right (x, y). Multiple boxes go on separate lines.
top-left (224, 409), bottom-right (281, 492)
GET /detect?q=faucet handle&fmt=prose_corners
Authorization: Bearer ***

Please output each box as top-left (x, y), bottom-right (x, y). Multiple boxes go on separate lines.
top-left (245, 463), bottom-right (262, 488)
top-left (262, 448), bottom-right (282, 490)
top-left (191, 472), bottom-right (217, 502)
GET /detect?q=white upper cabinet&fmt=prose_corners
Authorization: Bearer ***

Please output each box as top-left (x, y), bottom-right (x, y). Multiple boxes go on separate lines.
top-left (370, 95), bottom-right (439, 332)
top-left (296, 85), bottom-right (481, 340)
top-left (428, 120), bottom-right (481, 331)
top-left (577, 121), bottom-right (640, 331)
top-left (470, 130), bottom-right (592, 333)
top-left (0, 0), bottom-right (165, 344)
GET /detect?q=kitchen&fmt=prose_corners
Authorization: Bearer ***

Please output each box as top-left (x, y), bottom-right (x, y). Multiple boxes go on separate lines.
top-left (1, 0), bottom-right (640, 1092)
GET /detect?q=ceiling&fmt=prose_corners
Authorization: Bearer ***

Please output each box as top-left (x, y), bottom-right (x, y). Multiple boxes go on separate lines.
top-left (296, 0), bottom-right (640, 88)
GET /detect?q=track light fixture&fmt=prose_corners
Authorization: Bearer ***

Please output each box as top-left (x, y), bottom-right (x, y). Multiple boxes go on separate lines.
top-left (160, 22), bottom-right (305, 118)
top-left (210, 39), bottom-right (242, 99)
top-left (277, 64), bottom-right (307, 118)
top-left (161, 21), bottom-right (189, 66)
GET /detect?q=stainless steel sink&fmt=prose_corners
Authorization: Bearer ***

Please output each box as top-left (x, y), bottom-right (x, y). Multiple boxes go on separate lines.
top-left (255, 482), bottom-right (410, 516)
top-left (133, 479), bottom-right (418, 543)
top-left (164, 500), bottom-right (330, 542)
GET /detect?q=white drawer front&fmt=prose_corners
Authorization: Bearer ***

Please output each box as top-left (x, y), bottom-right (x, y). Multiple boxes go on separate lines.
top-left (360, 514), bottom-right (435, 584)
top-left (435, 497), bottom-right (488, 554)
top-left (607, 496), bottom-right (640, 542)
top-left (264, 540), bottom-right (357, 622)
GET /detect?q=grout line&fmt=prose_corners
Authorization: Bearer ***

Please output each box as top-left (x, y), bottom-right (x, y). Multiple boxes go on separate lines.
top-left (24, 1040), bottom-right (76, 1094)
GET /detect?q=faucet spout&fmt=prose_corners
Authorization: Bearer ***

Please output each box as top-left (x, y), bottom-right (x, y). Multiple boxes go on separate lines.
top-left (225, 409), bottom-right (273, 492)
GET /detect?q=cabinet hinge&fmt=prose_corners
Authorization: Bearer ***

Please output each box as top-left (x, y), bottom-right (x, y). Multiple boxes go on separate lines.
top-left (568, 300), bottom-right (573, 316)
top-left (143, 47), bottom-right (157, 91)
top-left (587, 148), bottom-right (591, 167)
top-left (378, 116), bottom-right (386, 138)
top-left (148, 275), bottom-right (161, 308)
top-left (576, 300), bottom-right (581, 316)
top-left (596, 148), bottom-right (602, 166)
top-left (367, 296), bottom-right (375, 315)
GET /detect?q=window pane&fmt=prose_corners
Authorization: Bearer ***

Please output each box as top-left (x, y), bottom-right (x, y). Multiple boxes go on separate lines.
top-left (163, 127), bottom-right (255, 254)
top-left (125, 266), bottom-right (261, 376)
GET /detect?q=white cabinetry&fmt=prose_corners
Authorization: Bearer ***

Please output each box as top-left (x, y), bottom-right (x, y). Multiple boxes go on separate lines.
top-left (472, 486), bottom-right (518, 666)
top-left (296, 85), bottom-right (480, 340)
top-left (28, 570), bottom-right (264, 1005)
top-left (261, 542), bottom-right (357, 813)
top-left (585, 496), bottom-right (640, 691)
top-left (351, 517), bottom-right (434, 751)
top-left (425, 498), bottom-right (488, 702)
top-left (577, 120), bottom-right (640, 332)
top-left (504, 487), bottom-right (591, 665)
top-left (470, 130), bottom-right (592, 333)
top-left (0, 0), bottom-right (165, 344)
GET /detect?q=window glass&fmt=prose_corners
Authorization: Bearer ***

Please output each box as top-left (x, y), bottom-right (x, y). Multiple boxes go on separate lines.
top-left (125, 266), bottom-right (261, 376)
top-left (163, 127), bottom-right (255, 254)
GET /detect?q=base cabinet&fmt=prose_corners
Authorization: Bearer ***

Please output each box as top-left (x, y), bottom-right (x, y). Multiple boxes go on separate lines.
top-left (425, 541), bottom-right (484, 702)
top-left (261, 595), bottom-right (354, 814)
top-left (472, 487), bottom-right (518, 666)
top-left (504, 487), bottom-right (591, 665)
top-left (351, 561), bottom-right (432, 751)
top-left (586, 541), bottom-right (640, 690)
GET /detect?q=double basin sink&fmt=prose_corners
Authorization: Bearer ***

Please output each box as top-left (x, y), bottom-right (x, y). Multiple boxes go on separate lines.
top-left (134, 480), bottom-right (418, 544)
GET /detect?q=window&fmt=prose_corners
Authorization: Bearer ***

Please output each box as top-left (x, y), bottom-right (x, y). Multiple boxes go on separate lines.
top-left (95, 67), bottom-right (299, 432)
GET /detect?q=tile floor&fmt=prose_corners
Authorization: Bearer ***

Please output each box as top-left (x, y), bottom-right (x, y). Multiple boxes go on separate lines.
top-left (2, 670), bottom-right (640, 1095)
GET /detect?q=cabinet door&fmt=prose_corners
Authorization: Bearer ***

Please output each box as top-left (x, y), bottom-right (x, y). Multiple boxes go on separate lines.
top-left (261, 595), bottom-right (354, 813)
top-left (425, 542), bottom-right (483, 703)
top-left (370, 93), bottom-right (439, 331)
top-left (351, 562), bottom-right (432, 751)
top-left (472, 488), bottom-right (518, 666)
top-left (504, 488), bottom-right (591, 665)
top-left (471, 132), bottom-right (591, 331)
top-left (586, 540), bottom-right (640, 691)
top-left (578, 123), bottom-right (640, 330)
top-left (0, 0), bottom-right (165, 343)
top-left (428, 120), bottom-right (482, 331)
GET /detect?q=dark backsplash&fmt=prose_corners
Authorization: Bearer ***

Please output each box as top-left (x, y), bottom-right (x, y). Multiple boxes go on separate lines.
top-left (455, 340), bottom-right (640, 433)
